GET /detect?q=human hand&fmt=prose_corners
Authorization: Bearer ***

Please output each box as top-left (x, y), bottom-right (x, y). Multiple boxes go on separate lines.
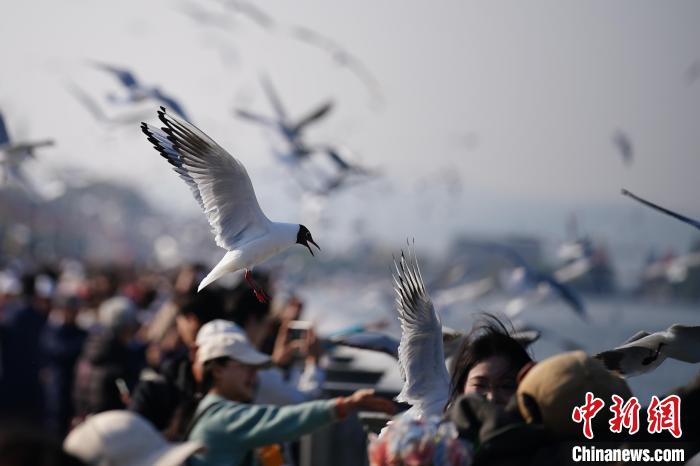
top-left (339, 389), bottom-right (397, 416)
top-left (304, 327), bottom-right (323, 365)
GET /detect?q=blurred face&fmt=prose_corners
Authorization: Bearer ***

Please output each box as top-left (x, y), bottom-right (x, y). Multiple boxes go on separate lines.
top-left (175, 314), bottom-right (200, 347)
top-left (282, 299), bottom-right (303, 321)
top-left (463, 355), bottom-right (518, 406)
top-left (213, 359), bottom-right (258, 402)
top-left (60, 306), bottom-right (80, 325)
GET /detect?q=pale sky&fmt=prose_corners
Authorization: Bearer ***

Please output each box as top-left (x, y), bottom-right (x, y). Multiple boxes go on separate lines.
top-left (3, 0), bottom-right (700, 271)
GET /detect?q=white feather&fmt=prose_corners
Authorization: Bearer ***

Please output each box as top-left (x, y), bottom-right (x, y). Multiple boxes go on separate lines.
top-left (393, 245), bottom-right (450, 419)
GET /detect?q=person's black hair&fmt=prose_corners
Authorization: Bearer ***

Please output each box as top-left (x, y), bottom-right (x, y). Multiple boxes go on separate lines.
top-left (446, 313), bottom-right (532, 411)
top-left (175, 289), bottom-right (226, 325)
top-left (164, 356), bottom-right (230, 441)
top-left (224, 285), bottom-right (271, 329)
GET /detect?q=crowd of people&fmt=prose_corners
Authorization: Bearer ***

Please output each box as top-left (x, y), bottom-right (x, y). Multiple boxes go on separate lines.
top-left (0, 260), bottom-right (698, 466)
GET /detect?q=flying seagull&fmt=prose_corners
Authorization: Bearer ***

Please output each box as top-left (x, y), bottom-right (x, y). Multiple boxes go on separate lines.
top-left (595, 324), bottom-right (700, 377)
top-left (0, 111), bottom-right (54, 156)
top-left (288, 25), bottom-right (384, 109)
top-left (329, 332), bottom-right (399, 359)
top-left (65, 81), bottom-right (150, 125)
top-left (491, 244), bottom-right (586, 319)
top-left (0, 111), bottom-right (54, 195)
top-left (622, 189), bottom-right (700, 232)
top-left (141, 107), bottom-right (319, 301)
top-left (92, 62), bottom-right (190, 121)
top-left (612, 130), bottom-right (633, 166)
top-left (235, 75), bottom-right (334, 166)
top-left (330, 326), bottom-right (469, 361)
top-left (393, 245), bottom-right (450, 419)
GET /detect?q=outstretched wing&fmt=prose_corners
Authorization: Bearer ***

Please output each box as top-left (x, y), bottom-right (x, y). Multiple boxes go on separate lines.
top-left (595, 326), bottom-right (674, 376)
top-left (393, 245), bottom-right (450, 418)
top-left (141, 107), bottom-right (271, 250)
top-left (492, 243), bottom-right (587, 318)
top-left (291, 100), bottom-right (333, 134)
top-left (235, 109), bottom-right (279, 129)
top-left (91, 62), bottom-right (140, 89)
top-left (666, 325), bottom-right (700, 363)
top-left (260, 74), bottom-right (287, 122)
top-left (622, 189), bottom-right (700, 232)
top-left (152, 89), bottom-right (190, 121)
top-left (330, 332), bottom-right (399, 359)
top-left (0, 111), bottom-right (10, 146)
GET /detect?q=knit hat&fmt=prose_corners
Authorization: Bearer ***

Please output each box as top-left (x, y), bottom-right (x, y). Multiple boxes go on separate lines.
top-left (516, 351), bottom-right (632, 439)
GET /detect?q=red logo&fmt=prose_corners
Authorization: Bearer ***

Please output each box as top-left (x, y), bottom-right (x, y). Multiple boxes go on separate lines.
top-left (647, 395), bottom-right (682, 438)
top-left (572, 394), bottom-right (682, 439)
top-left (609, 395), bottom-right (641, 435)
top-left (572, 392), bottom-right (605, 439)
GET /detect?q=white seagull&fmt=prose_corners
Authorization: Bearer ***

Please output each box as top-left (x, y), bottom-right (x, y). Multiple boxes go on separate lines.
top-left (393, 245), bottom-right (450, 419)
top-left (141, 107), bottom-right (319, 301)
top-left (0, 110), bottom-right (54, 196)
top-left (595, 324), bottom-right (700, 377)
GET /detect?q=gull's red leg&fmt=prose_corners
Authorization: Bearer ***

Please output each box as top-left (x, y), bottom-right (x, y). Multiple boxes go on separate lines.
top-left (244, 269), bottom-right (269, 303)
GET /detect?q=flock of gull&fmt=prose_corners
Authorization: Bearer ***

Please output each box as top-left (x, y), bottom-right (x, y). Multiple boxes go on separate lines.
top-left (2, 1), bottom-right (699, 422)
top-left (134, 106), bottom-right (699, 421)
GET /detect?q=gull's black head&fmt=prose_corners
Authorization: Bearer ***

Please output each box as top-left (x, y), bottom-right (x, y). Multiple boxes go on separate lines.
top-left (296, 225), bottom-right (320, 256)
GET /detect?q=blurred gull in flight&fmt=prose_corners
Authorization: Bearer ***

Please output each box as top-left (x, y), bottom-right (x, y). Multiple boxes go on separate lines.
top-left (685, 60), bottom-right (700, 86)
top-left (331, 326), bottom-right (473, 361)
top-left (65, 81), bottom-right (150, 126)
top-left (432, 277), bottom-right (495, 309)
top-left (642, 250), bottom-right (700, 284)
top-left (595, 324), bottom-right (700, 377)
top-left (214, 0), bottom-right (383, 107)
top-left (329, 332), bottom-right (399, 359)
top-left (235, 75), bottom-right (334, 166)
top-left (393, 244), bottom-right (450, 419)
top-left (141, 107), bottom-right (319, 301)
top-left (236, 77), bottom-right (375, 195)
top-left (0, 111), bottom-right (54, 158)
top-left (622, 188), bottom-right (700, 231)
top-left (612, 130), bottom-right (633, 166)
top-left (0, 110), bottom-right (54, 196)
top-left (92, 62), bottom-right (191, 121)
top-left (491, 244), bottom-right (586, 320)
top-left (217, 0), bottom-right (276, 30)
top-left (288, 25), bottom-right (384, 109)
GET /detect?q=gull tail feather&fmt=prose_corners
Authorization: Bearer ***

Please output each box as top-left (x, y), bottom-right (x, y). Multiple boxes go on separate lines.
top-left (198, 255), bottom-right (236, 292)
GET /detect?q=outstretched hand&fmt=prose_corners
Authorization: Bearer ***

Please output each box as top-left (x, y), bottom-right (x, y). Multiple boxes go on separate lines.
top-left (342, 389), bottom-right (397, 415)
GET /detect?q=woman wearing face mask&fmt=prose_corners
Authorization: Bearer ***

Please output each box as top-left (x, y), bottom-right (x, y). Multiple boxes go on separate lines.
top-left (447, 316), bottom-right (532, 409)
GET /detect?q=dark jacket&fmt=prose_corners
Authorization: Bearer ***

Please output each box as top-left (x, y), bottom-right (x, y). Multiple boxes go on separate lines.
top-left (41, 322), bottom-right (87, 434)
top-left (130, 349), bottom-right (196, 436)
top-left (73, 330), bottom-right (137, 417)
top-left (0, 303), bottom-right (47, 423)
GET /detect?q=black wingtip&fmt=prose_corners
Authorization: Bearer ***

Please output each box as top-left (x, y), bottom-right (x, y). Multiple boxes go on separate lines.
top-left (140, 122), bottom-right (151, 137)
top-left (157, 106), bottom-right (171, 128)
top-left (621, 188), bottom-right (630, 196)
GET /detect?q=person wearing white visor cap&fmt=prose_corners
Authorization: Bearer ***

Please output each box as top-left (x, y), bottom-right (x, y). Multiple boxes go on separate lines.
top-left (187, 332), bottom-right (397, 466)
top-left (64, 410), bottom-right (203, 466)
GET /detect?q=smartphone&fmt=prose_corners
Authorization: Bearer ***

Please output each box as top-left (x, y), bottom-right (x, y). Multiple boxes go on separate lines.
top-left (287, 320), bottom-right (312, 341)
top-left (115, 378), bottom-right (130, 398)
